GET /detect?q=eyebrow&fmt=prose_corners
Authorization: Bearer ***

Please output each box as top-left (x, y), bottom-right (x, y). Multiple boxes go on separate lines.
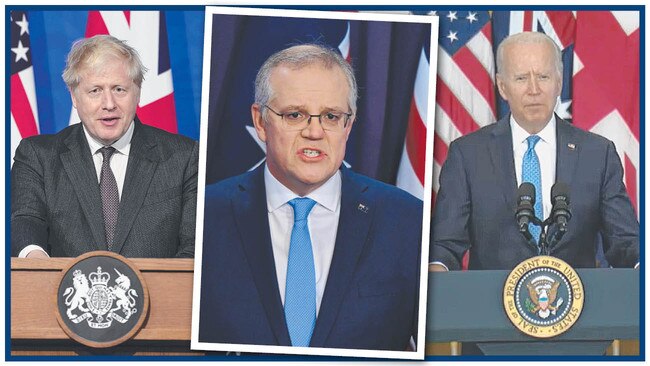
top-left (278, 104), bottom-right (347, 112)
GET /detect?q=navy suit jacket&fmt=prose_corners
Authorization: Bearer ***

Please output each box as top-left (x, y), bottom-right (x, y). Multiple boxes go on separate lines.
top-left (432, 116), bottom-right (639, 270)
top-left (198, 166), bottom-right (422, 351)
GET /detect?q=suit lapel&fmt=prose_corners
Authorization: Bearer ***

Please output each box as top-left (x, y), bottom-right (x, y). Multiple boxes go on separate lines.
top-left (60, 125), bottom-right (106, 250)
top-left (234, 167), bottom-right (291, 346)
top-left (550, 118), bottom-right (580, 251)
top-left (310, 168), bottom-right (373, 347)
top-left (555, 117), bottom-right (579, 189)
top-left (112, 120), bottom-right (159, 254)
top-left (489, 117), bottom-right (518, 209)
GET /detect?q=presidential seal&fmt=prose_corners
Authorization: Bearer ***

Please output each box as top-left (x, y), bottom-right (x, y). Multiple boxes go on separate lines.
top-left (503, 256), bottom-right (584, 338)
top-left (55, 251), bottom-right (149, 348)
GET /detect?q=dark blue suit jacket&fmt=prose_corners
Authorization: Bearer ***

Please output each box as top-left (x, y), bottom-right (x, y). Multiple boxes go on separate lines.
top-left (432, 116), bottom-right (639, 270)
top-left (198, 166), bottom-right (422, 350)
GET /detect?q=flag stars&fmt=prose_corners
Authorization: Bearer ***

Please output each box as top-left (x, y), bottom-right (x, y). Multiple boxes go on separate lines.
top-left (447, 11), bottom-right (458, 22)
top-left (12, 40), bottom-right (29, 63)
top-left (15, 13), bottom-right (30, 35)
top-left (466, 12), bottom-right (478, 24)
top-left (447, 30), bottom-right (459, 43)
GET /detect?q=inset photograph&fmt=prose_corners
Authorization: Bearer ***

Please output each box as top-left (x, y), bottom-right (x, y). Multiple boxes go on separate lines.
top-left (190, 7), bottom-right (437, 360)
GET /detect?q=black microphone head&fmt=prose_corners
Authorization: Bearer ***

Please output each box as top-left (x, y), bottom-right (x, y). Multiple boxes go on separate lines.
top-left (518, 182), bottom-right (536, 205)
top-left (551, 181), bottom-right (570, 204)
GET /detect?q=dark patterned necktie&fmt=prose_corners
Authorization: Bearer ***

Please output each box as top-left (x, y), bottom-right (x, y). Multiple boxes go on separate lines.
top-left (99, 147), bottom-right (119, 250)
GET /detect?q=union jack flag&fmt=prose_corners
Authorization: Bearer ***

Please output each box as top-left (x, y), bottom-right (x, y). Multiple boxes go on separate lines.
top-left (572, 11), bottom-right (640, 216)
top-left (73, 11), bottom-right (178, 133)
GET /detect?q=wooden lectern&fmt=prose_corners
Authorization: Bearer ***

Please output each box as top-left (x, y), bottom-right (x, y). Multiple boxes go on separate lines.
top-left (11, 258), bottom-right (202, 356)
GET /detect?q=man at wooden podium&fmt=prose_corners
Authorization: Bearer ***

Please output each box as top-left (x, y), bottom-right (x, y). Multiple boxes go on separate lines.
top-left (430, 31), bottom-right (639, 271)
top-left (10, 35), bottom-right (198, 258)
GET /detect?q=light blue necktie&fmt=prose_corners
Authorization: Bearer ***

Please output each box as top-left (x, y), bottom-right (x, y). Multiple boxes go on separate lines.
top-left (285, 197), bottom-right (317, 347)
top-left (522, 135), bottom-right (543, 245)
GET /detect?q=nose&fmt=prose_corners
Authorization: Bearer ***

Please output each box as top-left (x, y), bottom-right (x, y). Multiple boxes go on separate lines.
top-left (527, 73), bottom-right (540, 95)
top-left (102, 91), bottom-right (116, 110)
top-left (302, 115), bottom-right (326, 139)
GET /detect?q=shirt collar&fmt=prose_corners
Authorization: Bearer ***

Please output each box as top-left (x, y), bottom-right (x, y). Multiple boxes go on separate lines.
top-left (84, 120), bottom-right (134, 156)
top-left (264, 164), bottom-right (341, 213)
top-left (510, 114), bottom-right (556, 147)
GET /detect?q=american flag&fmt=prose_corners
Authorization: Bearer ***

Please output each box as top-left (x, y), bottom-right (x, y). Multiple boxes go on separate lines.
top-left (69, 11), bottom-right (178, 133)
top-left (396, 11), bottom-right (495, 203)
top-left (10, 11), bottom-right (40, 166)
top-left (432, 11), bottom-right (496, 203)
top-left (397, 11), bottom-right (495, 205)
top-left (396, 44), bottom-right (429, 200)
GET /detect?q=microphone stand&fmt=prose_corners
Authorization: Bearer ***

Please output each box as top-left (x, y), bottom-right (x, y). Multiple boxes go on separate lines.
top-left (536, 217), bottom-right (557, 256)
top-left (538, 231), bottom-right (548, 256)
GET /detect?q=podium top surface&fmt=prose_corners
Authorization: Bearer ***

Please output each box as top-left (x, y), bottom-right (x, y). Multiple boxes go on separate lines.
top-left (11, 257), bottom-right (194, 271)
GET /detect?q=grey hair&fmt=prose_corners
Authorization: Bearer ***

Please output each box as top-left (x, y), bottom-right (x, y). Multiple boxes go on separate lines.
top-left (62, 35), bottom-right (147, 90)
top-left (496, 31), bottom-right (563, 77)
top-left (254, 44), bottom-right (358, 115)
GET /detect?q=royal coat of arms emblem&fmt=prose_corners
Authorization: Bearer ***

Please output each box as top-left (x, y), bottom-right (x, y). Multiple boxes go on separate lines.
top-left (63, 266), bottom-right (138, 328)
top-left (55, 251), bottom-right (149, 348)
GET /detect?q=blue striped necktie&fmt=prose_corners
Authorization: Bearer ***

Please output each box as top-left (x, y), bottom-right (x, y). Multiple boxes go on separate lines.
top-left (284, 197), bottom-right (317, 347)
top-left (522, 135), bottom-right (542, 246)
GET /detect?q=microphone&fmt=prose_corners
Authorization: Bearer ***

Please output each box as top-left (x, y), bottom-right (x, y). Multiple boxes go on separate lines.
top-left (550, 182), bottom-right (571, 240)
top-left (516, 183), bottom-right (536, 241)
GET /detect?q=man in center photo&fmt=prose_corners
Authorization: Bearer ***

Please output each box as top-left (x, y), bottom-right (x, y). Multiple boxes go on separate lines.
top-left (191, 8), bottom-right (436, 359)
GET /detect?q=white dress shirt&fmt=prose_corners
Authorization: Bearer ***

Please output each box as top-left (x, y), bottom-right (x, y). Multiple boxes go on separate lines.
top-left (511, 115), bottom-right (557, 220)
top-left (19, 121), bottom-right (135, 258)
top-left (264, 165), bottom-right (340, 316)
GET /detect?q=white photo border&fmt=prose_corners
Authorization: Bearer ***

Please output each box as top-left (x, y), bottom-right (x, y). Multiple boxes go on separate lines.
top-left (190, 6), bottom-right (438, 360)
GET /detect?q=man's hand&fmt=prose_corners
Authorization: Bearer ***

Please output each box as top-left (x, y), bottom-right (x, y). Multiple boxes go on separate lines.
top-left (26, 250), bottom-right (49, 259)
top-left (429, 263), bottom-right (449, 272)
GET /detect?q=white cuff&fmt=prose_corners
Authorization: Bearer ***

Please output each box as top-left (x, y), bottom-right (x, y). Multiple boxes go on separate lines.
top-left (429, 261), bottom-right (449, 271)
top-left (18, 245), bottom-right (49, 258)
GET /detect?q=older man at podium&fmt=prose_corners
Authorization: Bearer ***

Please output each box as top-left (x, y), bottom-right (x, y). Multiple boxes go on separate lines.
top-left (430, 31), bottom-right (639, 271)
top-left (11, 35), bottom-right (198, 258)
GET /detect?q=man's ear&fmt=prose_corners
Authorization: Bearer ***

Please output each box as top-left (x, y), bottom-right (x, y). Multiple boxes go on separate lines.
top-left (69, 88), bottom-right (78, 109)
top-left (344, 115), bottom-right (355, 141)
top-left (251, 103), bottom-right (267, 142)
top-left (496, 74), bottom-right (509, 102)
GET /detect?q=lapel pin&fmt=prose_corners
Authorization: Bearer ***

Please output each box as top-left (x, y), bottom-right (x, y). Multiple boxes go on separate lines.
top-left (357, 203), bottom-right (369, 213)
top-left (567, 143), bottom-right (576, 150)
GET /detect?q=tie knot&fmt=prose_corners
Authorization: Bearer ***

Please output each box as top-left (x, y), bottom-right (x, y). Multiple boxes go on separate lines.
top-left (526, 135), bottom-right (541, 150)
top-left (288, 197), bottom-right (316, 222)
top-left (98, 146), bottom-right (116, 161)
